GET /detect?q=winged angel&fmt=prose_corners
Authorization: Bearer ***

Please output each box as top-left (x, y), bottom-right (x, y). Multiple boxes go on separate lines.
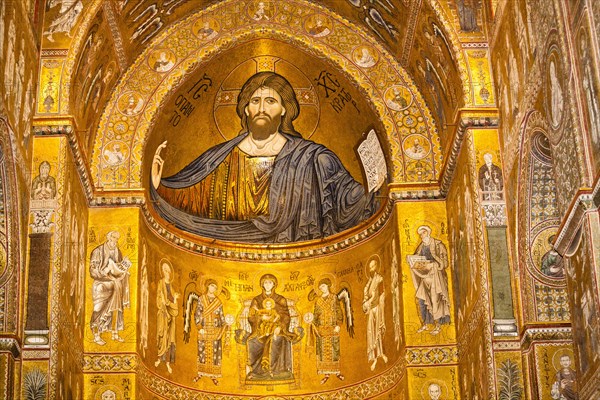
top-left (305, 278), bottom-right (355, 384)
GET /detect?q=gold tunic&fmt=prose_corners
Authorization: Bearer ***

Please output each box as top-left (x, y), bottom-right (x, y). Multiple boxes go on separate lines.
top-left (157, 147), bottom-right (275, 221)
top-left (314, 294), bottom-right (343, 374)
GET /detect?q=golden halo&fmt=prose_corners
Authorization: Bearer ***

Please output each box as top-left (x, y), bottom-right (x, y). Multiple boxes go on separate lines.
top-left (420, 380), bottom-right (448, 400)
top-left (247, 268), bottom-right (280, 290)
top-left (94, 385), bottom-right (122, 400)
top-left (213, 56), bottom-right (320, 141)
top-left (365, 253), bottom-right (382, 276)
top-left (552, 348), bottom-right (575, 372)
top-left (314, 272), bottom-right (338, 294)
top-left (198, 276), bottom-right (220, 292)
top-left (158, 258), bottom-right (173, 278)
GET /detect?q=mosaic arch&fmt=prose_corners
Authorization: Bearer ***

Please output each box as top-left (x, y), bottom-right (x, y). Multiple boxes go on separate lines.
top-left (58, 0), bottom-right (103, 115)
top-left (0, 119), bottom-right (21, 331)
top-left (85, 0), bottom-right (451, 191)
top-left (425, 0), bottom-right (472, 104)
top-left (58, 0), bottom-right (473, 126)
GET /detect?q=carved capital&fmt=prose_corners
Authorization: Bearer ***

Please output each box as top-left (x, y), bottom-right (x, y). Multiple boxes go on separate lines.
top-left (30, 209), bottom-right (55, 234)
top-left (492, 319), bottom-right (518, 337)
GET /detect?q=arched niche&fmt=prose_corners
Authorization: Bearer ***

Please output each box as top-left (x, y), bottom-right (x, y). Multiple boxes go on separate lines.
top-left (526, 132), bottom-right (564, 284)
top-left (517, 121), bottom-right (568, 323)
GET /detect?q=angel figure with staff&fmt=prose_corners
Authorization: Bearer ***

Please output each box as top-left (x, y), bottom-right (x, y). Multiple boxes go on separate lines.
top-left (183, 279), bottom-right (233, 385)
top-left (305, 277), bottom-right (355, 384)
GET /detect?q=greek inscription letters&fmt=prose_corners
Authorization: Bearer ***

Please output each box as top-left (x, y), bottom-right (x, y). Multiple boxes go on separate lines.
top-left (223, 279), bottom-right (253, 292)
top-left (282, 275), bottom-right (314, 292)
top-left (315, 70), bottom-right (340, 98)
top-left (315, 71), bottom-right (360, 114)
top-left (188, 73), bottom-right (212, 100)
top-left (170, 73), bottom-right (212, 127)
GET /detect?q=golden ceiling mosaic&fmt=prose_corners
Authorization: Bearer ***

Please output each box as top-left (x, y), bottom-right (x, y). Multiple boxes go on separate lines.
top-left (34, 0), bottom-right (496, 196)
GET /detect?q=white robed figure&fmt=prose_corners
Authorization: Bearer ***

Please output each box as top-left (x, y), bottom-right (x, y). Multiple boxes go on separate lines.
top-left (362, 255), bottom-right (388, 370)
top-left (408, 225), bottom-right (451, 335)
top-left (89, 231), bottom-right (132, 345)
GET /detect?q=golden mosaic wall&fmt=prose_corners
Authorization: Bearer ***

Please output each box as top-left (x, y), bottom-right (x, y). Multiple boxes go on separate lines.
top-left (3, 0), bottom-right (600, 399)
top-left (492, 0), bottom-right (600, 396)
top-left (446, 134), bottom-right (481, 334)
top-left (445, 130), bottom-right (495, 399)
top-left (564, 214), bottom-right (600, 396)
top-left (407, 1), bottom-right (469, 150)
top-left (3, 2), bottom-right (45, 392)
top-left (0, 0), bottom-right (38, 154)
top-left (134, 212), bottom-right (404, 397)
top-left (90, 0), bottom-right (444, 191)
top-left (52, 133), bottom-right (89, 400)
top-left (69, 8), bottom-right (121, 154)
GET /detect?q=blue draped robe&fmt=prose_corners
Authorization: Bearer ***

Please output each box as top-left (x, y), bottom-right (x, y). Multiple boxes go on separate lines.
top-left (150, 132), bottom-right (379, 243)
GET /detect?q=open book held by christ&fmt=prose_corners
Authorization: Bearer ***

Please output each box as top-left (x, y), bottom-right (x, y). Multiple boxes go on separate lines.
top-left (357, 129), bottom-right (387, 193)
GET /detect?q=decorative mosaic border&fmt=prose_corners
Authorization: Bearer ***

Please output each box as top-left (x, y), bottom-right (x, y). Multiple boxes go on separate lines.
top-left (520, 326), bottom-right (572, 351)
top-left (41, 49), bottom-right (69, 58)
top-left (47, 138), bottom-right (69, 400)
top-left (139, 357), bottom-right (405, 400)
top-left (22, 349), bottom-right (50, 360)
top-left (399, 0), bottom-right (422, 66)
top-left (390, 189), bottom-right (443, 200)
top-left (461, 42), bottom-right (489, 48)
top-left (102, 2), bottom-right (127, 71)
top-left (89, 196), bottom-right (144, 207)
top-left (83, 353), bottom-right (138, 373)
top-left (492, 340), bottom-right (521, 351)
top-left (32, 124), bottom-right (73, 136)
top-left (141, 197), bottom-right (393, 261)
top-left (405, 345), bottom-right (458, 366)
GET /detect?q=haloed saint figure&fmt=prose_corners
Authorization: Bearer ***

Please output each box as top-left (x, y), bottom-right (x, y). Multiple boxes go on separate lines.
top-left (150, 72), bottom-right (379, 243)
